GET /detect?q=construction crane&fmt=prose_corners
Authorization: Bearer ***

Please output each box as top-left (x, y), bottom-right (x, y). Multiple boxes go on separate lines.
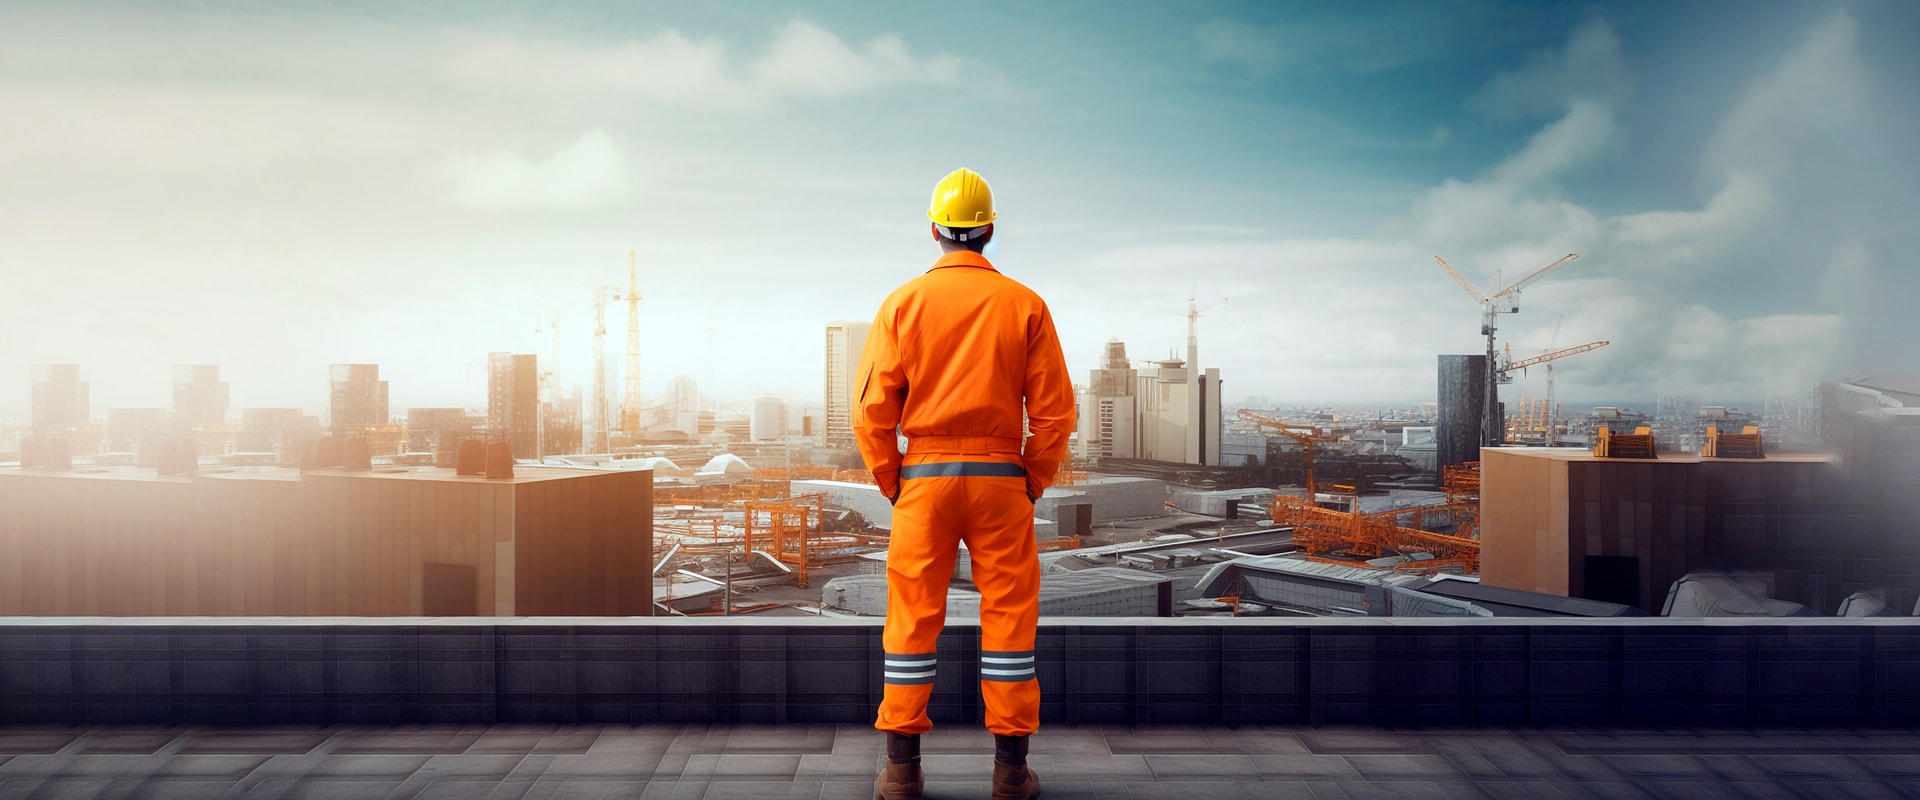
top-left (1518, 316), bottom-right (1566, 442)
top-left (705, 306), bottom-right (719, 412)
top-left (1502, 337), bottom-right (1608, 444)
top-left (1236, 409), bottom-right (1337, 499)
top-left (533, 308), bottom-right (576, 458)
top-left (589, 285), bottom-right (620, 454)
top-left (1504, 340), bottom-right (1607, 375)
top-left (1185, 289), bottom-right (1226, 374)
top-left (621, 250), bottom-right (644, 435)
top-left (1435, 253), bottom-right (1579, 446)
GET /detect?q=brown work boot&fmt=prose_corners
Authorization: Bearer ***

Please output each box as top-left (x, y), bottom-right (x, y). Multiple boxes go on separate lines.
top-left (991, 734), bottom-right (1041, 799)
top-left (873, 732), bottom-right (923, 800)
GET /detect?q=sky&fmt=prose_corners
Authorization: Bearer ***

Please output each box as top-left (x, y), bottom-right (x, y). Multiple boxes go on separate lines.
top-left (2, 0), bottom-right (1916, 422)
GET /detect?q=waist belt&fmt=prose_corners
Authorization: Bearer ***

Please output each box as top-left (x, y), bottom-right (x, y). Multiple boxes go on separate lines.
top-left (905, 434), bottom-right (1023, 455)
top-left (899, 461), bottom-right (1028, 480)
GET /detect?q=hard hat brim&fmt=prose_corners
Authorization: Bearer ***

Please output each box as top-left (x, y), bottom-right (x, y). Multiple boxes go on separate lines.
top-left (926, 210), bottom-right (998, 227)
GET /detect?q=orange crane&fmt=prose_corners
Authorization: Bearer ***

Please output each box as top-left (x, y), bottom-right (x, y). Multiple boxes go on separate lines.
top-left (1502, 339), bottom-right (1608, 443)
top-left (1236, 409), bottom-right (1339, 499)
top-left (1504, 340), bottom-right (1608, 374)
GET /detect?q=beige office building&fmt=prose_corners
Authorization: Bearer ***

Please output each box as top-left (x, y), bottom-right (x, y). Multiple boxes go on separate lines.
top-left (824, 320), bottom-right (870, 450)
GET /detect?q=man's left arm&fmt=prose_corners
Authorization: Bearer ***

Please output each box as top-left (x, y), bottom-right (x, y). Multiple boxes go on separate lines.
top-left (1021, 302), bottom-right (1076, 500)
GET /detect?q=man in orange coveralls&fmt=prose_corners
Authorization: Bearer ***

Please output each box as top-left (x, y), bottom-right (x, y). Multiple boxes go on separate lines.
top-left (854, 167), bottom-right (1074, 800)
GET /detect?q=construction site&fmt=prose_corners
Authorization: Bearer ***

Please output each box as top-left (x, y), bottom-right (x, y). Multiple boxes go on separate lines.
top-left (5, 248), bottom-right (1911, 622)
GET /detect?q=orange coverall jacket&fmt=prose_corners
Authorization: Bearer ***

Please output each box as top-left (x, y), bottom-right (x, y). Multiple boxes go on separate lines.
top-left (853, 250), bottom-right (1076, 501)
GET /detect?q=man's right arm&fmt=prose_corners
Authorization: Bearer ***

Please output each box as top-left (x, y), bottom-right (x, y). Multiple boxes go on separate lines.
top-left (853, 302), bottom-right (908, 502)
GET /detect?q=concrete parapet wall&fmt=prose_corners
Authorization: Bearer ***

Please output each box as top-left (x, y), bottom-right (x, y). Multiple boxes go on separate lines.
top-left (3, 618), bottom-right (1917, 726)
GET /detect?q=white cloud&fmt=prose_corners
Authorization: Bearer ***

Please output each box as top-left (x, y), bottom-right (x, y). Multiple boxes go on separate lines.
top-left (749, 22), bottom-right (960, 95)
top-left (1653, 308), bottom-right (1846, 397)
top-left (437, 20), bottom-right (965, 110)
top-left (1815, 240), bottom-right (1876, 312)
top-left (440, 129), bottom-right (630, 211)
top-left (1401, 101), bottom-right (1615, 256)
top-left (1471, 18), bottom-right (1634, 119)
top-left (1608, 172), bottom-right (1773, 264)
top-left (1196, 12), bottom-right (1453, 77)
top-left (1490, 101), bottom-right (1619, 187)
top-left (1227, 12), bottom-right (1876, 403)
top-left (1196, 20), bottom-right (1285, 76)
top-left (1703, 11), bottom-right (1868, 182)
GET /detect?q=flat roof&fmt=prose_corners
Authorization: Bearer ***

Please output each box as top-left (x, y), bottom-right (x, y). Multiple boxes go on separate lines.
top-left (0, 463), bottom-right (643, 485)
top-left (1482, 446), bottom-right (1833, 465)
top-left (1417, 578), bottom-right (1645, 617)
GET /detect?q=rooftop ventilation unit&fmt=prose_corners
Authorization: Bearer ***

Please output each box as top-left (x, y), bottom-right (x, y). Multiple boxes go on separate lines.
top-left (1701, 424), bottom-right (1765, 459)
top-left (1593, 425), bottom-right (1657, 459)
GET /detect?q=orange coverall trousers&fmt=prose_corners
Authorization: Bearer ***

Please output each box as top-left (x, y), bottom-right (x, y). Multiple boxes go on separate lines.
top-left (854, 249), bottom-right (1074, 738)
top-left (876, 449), bottom-right (1041, 737)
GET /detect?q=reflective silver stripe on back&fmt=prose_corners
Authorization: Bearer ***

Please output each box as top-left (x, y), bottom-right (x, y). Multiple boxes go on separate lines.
top-left (899, 461), bottom-right (1028, 480)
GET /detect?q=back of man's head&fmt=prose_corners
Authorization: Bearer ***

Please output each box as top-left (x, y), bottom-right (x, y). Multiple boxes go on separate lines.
top-left (935, 222), bottom-right (993, 253)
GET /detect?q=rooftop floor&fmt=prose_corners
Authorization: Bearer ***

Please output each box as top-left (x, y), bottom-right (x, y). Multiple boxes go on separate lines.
top-left (4, 722), bottom-right (1918, 799)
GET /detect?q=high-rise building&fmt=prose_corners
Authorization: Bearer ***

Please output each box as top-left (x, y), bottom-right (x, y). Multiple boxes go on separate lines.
top-left (752, 396), bottom-right (787, 441)
top-left (1193, 366), bottom-right (1223, 466)
top-left (1131, 357), bottom-right (1223, 466)
top-left (824, 320), bottom-right (870, 449)
top-left (239, 408), bottom-right (320, 458)
top-left (661, 375), bottom-right (702, 435)
top-left (30, 364), bottom-right (89, 431)
top-left (1082, 340), bottom-right (1139, 461)
top-left (667, 376), bottom-right (700, 416)
top-left (405, 408), bottom-right (474, 454)
top-left (106, 408), bottom-right (168, 452)
top-left (172, 365), bottom-right (229, 428)
top-left (488, 353), bottom-right (540, 459)
top-left (542, 389), bottom-right (583, 457)
top-left (328, 364), bottom-right (388, 433)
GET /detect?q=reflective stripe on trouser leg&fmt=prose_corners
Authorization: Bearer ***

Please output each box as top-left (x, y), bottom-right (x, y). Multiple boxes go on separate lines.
top-left (980, 650), bottom-right (1035, 682)
top-left (883, 652), bottom-right (937, 685)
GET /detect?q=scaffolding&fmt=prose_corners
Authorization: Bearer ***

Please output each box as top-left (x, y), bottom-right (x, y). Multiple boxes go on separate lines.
top-left (1270, 494), bottom-right (1481, 574)
top-left (831, 469), bottom-right (876, 484)
top-left (743, 493), bottom-right (889, 588)
top-left (654, 481), bottom-right (789, 507)
top-left (753, 465), bottom-right (839, 482)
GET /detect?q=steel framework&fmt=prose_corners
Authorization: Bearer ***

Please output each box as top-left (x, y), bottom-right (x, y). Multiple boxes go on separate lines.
top-left (1270, 494), bottom-right (1482, 573)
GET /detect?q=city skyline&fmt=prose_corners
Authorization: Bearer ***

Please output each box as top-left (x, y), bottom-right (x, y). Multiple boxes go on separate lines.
top-left (3, 2), bottom-right (1915, 421)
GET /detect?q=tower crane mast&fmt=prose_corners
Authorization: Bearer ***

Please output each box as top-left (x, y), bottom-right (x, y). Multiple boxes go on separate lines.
top-left (621, 251), bottom-right (643, 435)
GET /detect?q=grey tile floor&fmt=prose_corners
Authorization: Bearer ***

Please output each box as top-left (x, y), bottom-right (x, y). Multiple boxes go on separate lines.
top-left (5, 723), bottom-right (1920, 799)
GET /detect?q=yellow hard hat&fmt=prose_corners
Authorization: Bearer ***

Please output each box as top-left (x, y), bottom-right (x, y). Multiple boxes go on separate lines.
top-left (927, 168), bottom-right (997, 229)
